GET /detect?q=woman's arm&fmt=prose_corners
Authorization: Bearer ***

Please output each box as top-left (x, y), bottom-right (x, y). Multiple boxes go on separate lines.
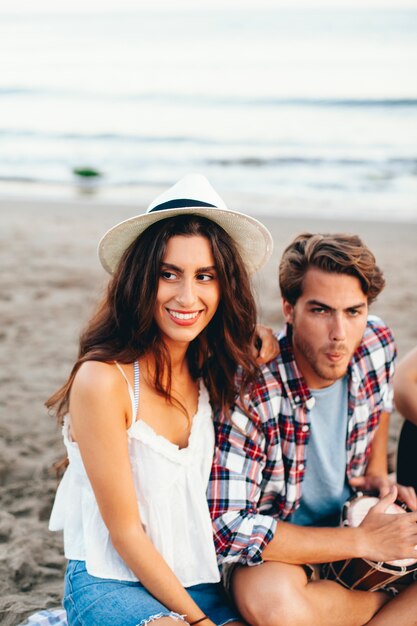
top-left (69, 361), bottom-right (214, 626)
top-left (394, 346), bottom-right (417, 426)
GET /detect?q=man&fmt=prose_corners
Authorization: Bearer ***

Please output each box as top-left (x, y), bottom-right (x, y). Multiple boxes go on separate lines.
top-left (208, 233), bottom-right (417, 626)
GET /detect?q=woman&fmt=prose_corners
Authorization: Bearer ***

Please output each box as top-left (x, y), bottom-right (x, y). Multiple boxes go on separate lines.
top-left (47, 174), bottom-right (273, 626)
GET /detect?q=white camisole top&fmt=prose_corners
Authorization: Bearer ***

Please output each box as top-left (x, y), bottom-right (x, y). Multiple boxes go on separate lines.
top-left (49, 361), bottom-right (220, 586)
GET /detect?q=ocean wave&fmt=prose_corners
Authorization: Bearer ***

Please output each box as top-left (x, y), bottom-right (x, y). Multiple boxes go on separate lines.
top-left (1, 87), bottom-right (417, 109)
top-left (207, 156), bottom-right (417, 169)
top-left (0, 128), bottom-right (208, 144)
top-left (1, 129), bottom-right (417, 167)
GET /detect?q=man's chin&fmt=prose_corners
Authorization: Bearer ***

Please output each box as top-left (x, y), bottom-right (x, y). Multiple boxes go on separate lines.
top-left (319, 363), bottom-right (349, 382)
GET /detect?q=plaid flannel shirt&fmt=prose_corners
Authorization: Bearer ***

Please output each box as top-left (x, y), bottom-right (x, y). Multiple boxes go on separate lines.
top-left (208, 316), bottom-right (396, 570)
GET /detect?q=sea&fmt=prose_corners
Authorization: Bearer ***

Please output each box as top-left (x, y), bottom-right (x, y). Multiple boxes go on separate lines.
top-left (1, 2), bottom-right (417, 220)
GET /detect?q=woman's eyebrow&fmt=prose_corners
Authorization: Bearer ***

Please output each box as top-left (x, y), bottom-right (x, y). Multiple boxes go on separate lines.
top-left (161, 262), bottom-right (183, 273)
top-left (196, 266), bottom-right (216, 273)
top-left (161, 263), bottom-right (216, 273)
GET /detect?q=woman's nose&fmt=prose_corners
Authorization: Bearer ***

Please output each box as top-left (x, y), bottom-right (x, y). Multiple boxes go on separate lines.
top-left (176, 279), bottom-right (197, 308)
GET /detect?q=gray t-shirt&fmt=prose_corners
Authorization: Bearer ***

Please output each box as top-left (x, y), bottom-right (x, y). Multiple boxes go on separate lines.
top-left (291, 375), bottom-right (351, 527)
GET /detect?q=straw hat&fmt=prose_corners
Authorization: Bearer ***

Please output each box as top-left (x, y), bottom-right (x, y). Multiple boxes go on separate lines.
top-left (98, 173), bottom-right (273, 275)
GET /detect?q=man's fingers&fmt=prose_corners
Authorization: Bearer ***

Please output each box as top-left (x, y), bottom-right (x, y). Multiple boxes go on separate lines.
top-left (371, 485), bottom-right (398, 513)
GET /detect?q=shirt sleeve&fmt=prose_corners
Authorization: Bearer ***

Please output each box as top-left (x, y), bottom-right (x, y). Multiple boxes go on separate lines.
top-left (208, 373), bottom-right (282, 568)
top-left (367, 316), bottom-right (397, 413)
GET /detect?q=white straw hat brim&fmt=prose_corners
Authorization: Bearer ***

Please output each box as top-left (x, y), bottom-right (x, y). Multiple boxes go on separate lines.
top-left (98, 205), bottom-right (273, 275)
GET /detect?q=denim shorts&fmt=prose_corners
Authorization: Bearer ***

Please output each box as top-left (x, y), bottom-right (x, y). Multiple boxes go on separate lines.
top-left (64, 560), bottom-right (240, 626)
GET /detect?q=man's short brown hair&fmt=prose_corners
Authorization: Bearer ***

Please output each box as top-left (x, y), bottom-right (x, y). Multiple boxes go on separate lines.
top-left (279, 233), bottom-right (385, 305)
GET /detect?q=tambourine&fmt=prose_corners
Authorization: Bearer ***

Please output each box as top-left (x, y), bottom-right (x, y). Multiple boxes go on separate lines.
top-left (322, 491), bottom-right (417, 593)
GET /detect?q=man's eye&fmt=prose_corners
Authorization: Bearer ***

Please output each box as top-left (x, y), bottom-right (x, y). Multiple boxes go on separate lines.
top-left (311, 307), bottom-right (326, 314)
top-left (348, 309), bottom-right (360, 317)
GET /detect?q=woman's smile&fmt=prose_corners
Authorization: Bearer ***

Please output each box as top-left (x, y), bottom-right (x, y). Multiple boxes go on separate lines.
top-left (166, 308), bottom-right (203, 325)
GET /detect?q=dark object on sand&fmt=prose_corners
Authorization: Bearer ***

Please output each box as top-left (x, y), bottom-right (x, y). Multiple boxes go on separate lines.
top-left (72, 167), bottom-right (102, 194)
top-left (72, 167), bottom-right (102, 179)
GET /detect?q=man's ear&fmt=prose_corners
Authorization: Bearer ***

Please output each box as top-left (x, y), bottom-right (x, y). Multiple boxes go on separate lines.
top-left (282, 299), bottom-right (294, 324)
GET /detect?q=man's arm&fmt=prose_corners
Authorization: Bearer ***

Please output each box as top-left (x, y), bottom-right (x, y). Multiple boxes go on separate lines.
top-left (208, 368), bottom-right (281, 568)
top-left (394, 346), bottom-right (417, 426)
top-left (210, 377), bottom-right (417, 568)
top-left (261, 487), bottom-right (417, 565)
top-left (349, 320), bottom-right (417, 509)
top-left (349, 411), bottom-right (390, 494)
top-left (365, 411), bottom-right (389, 477)
top-left (349, 336), bottom-right (417, 510)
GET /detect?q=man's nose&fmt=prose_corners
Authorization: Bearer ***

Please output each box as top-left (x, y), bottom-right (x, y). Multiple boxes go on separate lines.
top-left (330, 313), bottom-right (346, 342)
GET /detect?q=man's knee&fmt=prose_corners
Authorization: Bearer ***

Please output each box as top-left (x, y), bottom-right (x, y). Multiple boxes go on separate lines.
top-left (232, 564), bottom-right (311, 626)
top-left (239, 583), bottom-right (310, 626)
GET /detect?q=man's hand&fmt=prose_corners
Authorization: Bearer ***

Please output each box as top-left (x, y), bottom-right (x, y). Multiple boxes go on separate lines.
top-left (358, 486), bottom-right (417, 562)
top-left (350, 475), bottom-right (417, 511)
top-left (253, 324), bottom-right (279, 364)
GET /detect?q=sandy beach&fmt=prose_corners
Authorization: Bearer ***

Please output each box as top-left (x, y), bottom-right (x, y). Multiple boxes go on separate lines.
top-left (1, 196), bottom-right (416, 625)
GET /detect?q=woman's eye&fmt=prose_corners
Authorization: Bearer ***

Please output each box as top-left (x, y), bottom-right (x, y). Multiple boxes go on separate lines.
top-left (161, 271), bottom-right (176, 280)
top-left (197, 273), bottom-right (214, 282)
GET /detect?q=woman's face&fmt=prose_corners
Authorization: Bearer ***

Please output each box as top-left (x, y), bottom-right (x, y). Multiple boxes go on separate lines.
top-left (153, 234), bottom-right (221, 348)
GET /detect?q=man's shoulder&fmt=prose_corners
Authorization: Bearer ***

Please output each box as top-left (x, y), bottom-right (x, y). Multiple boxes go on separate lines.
top-left (359, 315), bottom-right (396, 356)
top-left (352, 315), bottom-right (397, 379)
top-left (250, 359), bottom-right (286, 403)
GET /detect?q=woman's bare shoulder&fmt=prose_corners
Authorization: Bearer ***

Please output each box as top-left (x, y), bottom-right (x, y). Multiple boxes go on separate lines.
top-left (72, 360), bottom-right (126, 400)
top-left (69, 361), bottom-right (131, 435)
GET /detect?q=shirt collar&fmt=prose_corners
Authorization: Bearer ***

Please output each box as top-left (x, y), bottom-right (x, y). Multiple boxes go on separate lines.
top-left (276, 324), bottom-right (313, 410)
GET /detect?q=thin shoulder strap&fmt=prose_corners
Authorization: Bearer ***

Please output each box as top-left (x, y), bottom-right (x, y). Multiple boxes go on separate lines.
top-left (133, 360), bottom-right (140, 422)
top-left (114, 362), bottom-right (137, 428)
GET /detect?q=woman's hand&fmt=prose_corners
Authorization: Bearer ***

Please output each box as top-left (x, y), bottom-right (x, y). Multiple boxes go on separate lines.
top-left (253, 324), bottom-right (279, 364)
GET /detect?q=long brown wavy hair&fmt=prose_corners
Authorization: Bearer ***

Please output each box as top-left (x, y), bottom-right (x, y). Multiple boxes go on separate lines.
top-left (46, 215), bottom-right (259, 425)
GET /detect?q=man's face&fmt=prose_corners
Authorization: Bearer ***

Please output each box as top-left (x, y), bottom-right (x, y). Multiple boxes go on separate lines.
top-left (282, 267), bottom-right (368, 389)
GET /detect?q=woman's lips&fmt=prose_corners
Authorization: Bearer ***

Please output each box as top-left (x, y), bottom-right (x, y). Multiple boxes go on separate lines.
top-left (166, 308), bottom-right (203, 326)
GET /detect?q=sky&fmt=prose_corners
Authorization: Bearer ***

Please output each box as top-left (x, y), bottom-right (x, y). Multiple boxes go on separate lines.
top-left (1, 0), bottom-right (417, 11)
